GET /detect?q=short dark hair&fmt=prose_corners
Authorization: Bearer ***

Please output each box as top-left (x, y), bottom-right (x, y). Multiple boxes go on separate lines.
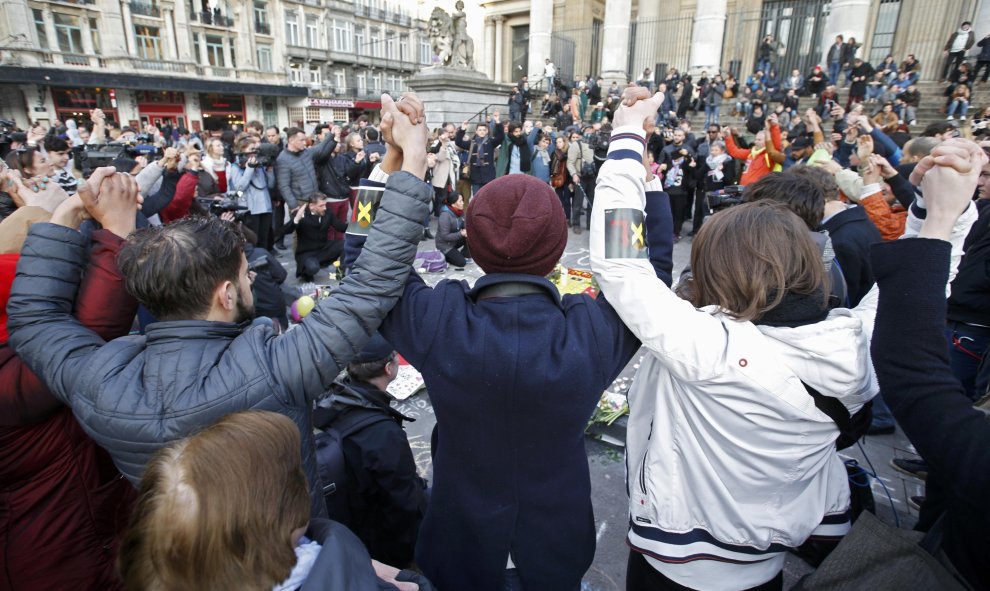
top-left (365, 128), bottom-right (379, 141)
top-left (347, 355), bottom-right (393, 382)
top-left (117, 217), bottom-right (246, 321)
top-left (508, 122), bottom-right (522, 133)
top-left (922, 122), bottom-right (954, 137)
top-left (286, 126), bottom-right (305, 139)
top-left (44, 136), bottom-right (70, 153)
top-left (788, 164), bottom-right (840, 203)
top-left (743, 171), bottom-right (825, 229)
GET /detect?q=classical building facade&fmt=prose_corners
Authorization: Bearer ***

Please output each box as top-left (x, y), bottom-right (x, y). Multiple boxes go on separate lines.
top-left (0, 0), bottom-right (431, 131)
top-left (480, 0), bottom-right (990, 87)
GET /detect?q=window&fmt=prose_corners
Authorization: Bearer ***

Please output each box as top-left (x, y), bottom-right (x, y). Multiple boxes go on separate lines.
top-left (385, 30), bottom-right (396, 60)
top-left (89, 18), bottom-right (101, 54)
top-left (290, 62), bottom-right (304, 84)
top-left (332, 19), bottom-right (353, 52)
top-left (334, 69), bottom-right (347, 91)
top-left (332, 108), bottom-right (349, 122)
top-left (192, 32), bottom-right (201, 62)
top-left (355, 25), bottom-right (365, 55)
top-left (419, 39), bottom-right (431, 64)
top-left (54, 13), bottom-right (84, 54)
top-left (387, 73), bottom-right (399, 92)
top-left (230, 43), bottom-right (236, 68)
top-left (869, 0), bottom-right (902, 64)
top-left (205, 35), bottom-right (224, 66)
top-left (33, 9), bottom-right (48, 49)
top-left (371, 72), bottom-right (382, 91)
top-left (306, 16), bottom-right (319, 48)
top-left (285, 11), bottom-right (299, 45)
top-left (399, 34), bottom-right (409, 62)
top-left (309, 65), bottom-right (322, 85)
top-left (134, 25), bottom-right (162, 60)
top-left (254, 2), bottom-right (268, 26)
top-left (257, 44), bottom-right (272, 71)
top-left (356, 71), bottom-right (367, 94)
top-left (370, 26), bottom-right (382, 57)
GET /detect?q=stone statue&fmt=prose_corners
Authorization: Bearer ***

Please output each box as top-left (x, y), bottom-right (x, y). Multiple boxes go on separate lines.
top-left (428, 7), bottom-right (453, 66)
top-left (427, 2), bottom-right (474, 69)
top-left (450, 1), bottom-right (474, 69)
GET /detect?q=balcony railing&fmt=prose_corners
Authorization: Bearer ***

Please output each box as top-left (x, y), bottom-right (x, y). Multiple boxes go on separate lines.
top-left (191, 10), bottom-right (233, 27)
top-left (56, 0), bottom-right (97, 5)
top-left (131, 58), bottom-right (192, 73)
top-left (255, 21), bottom-right (271, 35)
top-left (286, 44), bottom-right (328, 61)
top-left (129, 1), bottom-right (161, 17)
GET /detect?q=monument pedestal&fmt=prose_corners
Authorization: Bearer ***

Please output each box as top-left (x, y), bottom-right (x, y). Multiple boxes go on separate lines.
top-left (407, 67), bottom-right (511, 130)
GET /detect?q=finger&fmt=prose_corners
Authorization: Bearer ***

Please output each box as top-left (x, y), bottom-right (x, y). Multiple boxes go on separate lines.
top-left (931, 153), bottom-right (974, 174)
top-left (910, 155), bottom-right (936, 186)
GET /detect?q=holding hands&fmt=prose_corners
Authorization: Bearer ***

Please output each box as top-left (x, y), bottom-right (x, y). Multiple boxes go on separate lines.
top-left (915, 139), bottom-right (987, 239)
top-left (379, 92), bottom-right (428, 178)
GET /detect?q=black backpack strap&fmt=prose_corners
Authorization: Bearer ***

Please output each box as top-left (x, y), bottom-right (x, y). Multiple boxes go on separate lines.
top-left (331, 407), bottom-right (394, 439)
top-left (802, 381), bottom-right (873, 450)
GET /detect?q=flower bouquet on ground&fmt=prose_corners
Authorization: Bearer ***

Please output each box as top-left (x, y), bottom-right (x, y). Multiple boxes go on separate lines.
top-left (587, 391), bottom-right (629, 431)
top-left (548, 264), bottom-right (600, 298)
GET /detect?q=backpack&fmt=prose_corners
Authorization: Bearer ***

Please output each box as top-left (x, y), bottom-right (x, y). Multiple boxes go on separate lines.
top-left (414, 250), bottom-right (448, 273)
top-left (315, 408), bottom-right (393, 523)
top-left (577, 141), bottom-right (596, 179)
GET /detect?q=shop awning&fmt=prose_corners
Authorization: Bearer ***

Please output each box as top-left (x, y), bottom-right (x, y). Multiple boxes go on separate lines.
top-left (355, 101), bottom-right (382, 109)
top-left (0, 67), bottom-right (307, 98)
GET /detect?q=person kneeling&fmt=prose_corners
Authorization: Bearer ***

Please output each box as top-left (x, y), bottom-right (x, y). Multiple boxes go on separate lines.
top-left (286, 193), bottom-right (348, 283)
top-left (435, 193), bottom-right (470, 268)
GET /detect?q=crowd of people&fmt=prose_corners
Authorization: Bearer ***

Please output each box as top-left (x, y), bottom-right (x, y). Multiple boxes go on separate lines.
top-left (1, 29), bottom-right (989, 591)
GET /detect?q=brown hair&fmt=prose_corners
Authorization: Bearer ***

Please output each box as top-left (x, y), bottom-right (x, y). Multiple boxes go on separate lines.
top-left (681, 201), bottom-right (828, 322)
top-left (788, 164), bottom-right (840, 203)
top-left (118, 411), bottom-right (310, 591)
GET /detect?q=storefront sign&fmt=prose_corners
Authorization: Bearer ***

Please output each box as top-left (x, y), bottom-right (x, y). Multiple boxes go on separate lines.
top-left (307, 97), bottom-right (355, 108)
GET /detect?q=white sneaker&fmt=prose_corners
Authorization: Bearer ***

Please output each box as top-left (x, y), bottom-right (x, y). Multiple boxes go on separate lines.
top-left (961, 115), bottom-right (967, 121)
top-left (910, 120), bottom-right (917, 126)
top-left (947, 115), bottom-right (955, 120)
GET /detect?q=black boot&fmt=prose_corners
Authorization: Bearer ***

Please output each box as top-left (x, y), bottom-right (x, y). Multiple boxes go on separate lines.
top-left (423, 228), bottom-right (434, 241)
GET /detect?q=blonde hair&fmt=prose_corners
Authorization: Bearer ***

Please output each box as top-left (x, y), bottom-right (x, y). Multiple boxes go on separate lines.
top-left (118, 411), bottom-right (310, 591)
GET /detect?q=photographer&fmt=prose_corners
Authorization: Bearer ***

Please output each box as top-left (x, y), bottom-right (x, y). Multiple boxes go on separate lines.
top-left (228, 135), bottom-right (275, 249)
top-left (160, 146), bottom-right (204, 224)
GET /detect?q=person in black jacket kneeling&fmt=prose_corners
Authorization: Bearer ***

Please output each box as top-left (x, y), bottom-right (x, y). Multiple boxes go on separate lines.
top-left (285, 193), bottom-right (349, 283)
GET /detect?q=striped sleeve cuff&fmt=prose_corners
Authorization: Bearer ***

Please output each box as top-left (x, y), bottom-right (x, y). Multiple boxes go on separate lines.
top-left (608, 126), bottom-right (647, 162)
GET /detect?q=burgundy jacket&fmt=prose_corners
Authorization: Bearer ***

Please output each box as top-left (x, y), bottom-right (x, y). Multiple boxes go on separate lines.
top-left (1, 230), bottom-right (138, 591)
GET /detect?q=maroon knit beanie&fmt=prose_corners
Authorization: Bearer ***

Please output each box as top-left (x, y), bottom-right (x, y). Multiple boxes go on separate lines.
top-left (466, 175), bottom-right (568, 276)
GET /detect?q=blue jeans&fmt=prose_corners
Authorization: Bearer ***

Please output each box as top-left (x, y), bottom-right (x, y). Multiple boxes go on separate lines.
top-left (704, 104), bottom-right (720, 128)
top-left (736, 101), bottom-right (752, 118)
top-left (945, 323), bottom-right (990, 400)
top-left (947, 99), bottom-right (970, 118)
top-left (828, 61), bottom-right (841, 86)
top-left (866, 86), bottom-right (884, 101)
top-left (757, 58), bottom-right (771, 75)
top-left (471, 183), bottom-right (485, 197)
top-left (870, 391), bottom-right (896, 429)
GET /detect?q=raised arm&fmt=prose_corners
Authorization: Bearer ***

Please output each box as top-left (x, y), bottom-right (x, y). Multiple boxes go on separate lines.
top-left (267, 93), bottom-right (431, 403)
top-left (591, 92), bottom-right (730, 381)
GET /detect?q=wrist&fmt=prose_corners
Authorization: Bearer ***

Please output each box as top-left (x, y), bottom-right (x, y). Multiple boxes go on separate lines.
top-left (102, 219), bottom-right (136, 239)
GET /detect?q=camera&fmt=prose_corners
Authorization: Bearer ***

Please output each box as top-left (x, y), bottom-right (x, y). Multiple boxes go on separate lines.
top-left (706, 185), bottom-right (744, 212)
top-left (79, 141), bottom-right (161, 177)
top-left (197, 191), bottom-right (250, 222)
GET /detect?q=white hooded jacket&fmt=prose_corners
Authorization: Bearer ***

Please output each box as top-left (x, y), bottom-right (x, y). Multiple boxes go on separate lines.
top-left (590, 126), bottom-right (976, 591)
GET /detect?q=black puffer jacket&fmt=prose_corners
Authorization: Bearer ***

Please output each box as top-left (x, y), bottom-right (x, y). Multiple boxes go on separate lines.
top-left (319, 151), bottom-right (369, 199)
top-left (6, 171), bottom-right (431, 520)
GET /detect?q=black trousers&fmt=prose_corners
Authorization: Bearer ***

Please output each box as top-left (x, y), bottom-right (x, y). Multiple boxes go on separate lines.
top-left (690, 187), bottom-right (708, 235)
top-left (942, 51), bottom-right (966, 80)
top-left (669, 189), bottom-right (691, 237)
top-left (575, 177), bottom-right (595, 229)
top-left (975, 60), bottom-right (990, 82)
top-left (626, 551), bottom-right (783, 591)
top-left (271, 199), bottom-right (287, 246)
top-left (243, 212), bottom-right (272, 251)
top-left (443, 242), bottom-right (471, 268)
top-left (295, 241), bottom-right (343, 281)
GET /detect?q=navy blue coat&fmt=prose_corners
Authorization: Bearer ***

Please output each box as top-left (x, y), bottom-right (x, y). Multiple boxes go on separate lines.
top-left (375, 191), bottom-right (673, 590)
top-left (822, 206), bottom-right (882, 307)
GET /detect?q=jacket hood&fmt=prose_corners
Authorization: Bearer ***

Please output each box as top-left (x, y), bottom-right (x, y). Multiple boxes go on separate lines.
top-left (757, 309), bottom-right (877, 411)
top-left (315, 377), bottom-right (413, 429)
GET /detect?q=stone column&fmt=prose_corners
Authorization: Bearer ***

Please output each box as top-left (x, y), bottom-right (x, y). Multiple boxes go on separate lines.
top-left (221, 35), bottom-right (232, 68)
top-left (484, 16), bottom-right (495, 78)
top-left (494, 16), bottom-right (505, 83)
top-left (688, 0), bottom-right (727, 74)
top-left (527, 0), bottom-right (552, 82)
top-left (162, 8), bottom-right (179, 61)
top-left (632, 0), bottom-right (662, 77)
top-left (974, 1), bottom-right (990, 58)
top-left (42, 7), bottom-right (59, 52)
top-left (600, 0), bottom-right (632, 84)
top-left (198, 30), bottom-right (208, 64)
top-left (820, 0), bottom-right (870, 64)
top-left (120, 1), bottom-right (137, 56)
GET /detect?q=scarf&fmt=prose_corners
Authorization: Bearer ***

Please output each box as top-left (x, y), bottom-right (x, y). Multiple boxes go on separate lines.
top-left (449, 202), bottom-right (464, 216)
top-left (705, 153), bottom-right (731, 182)
top-left (755, 288), bottom-right (829, 328)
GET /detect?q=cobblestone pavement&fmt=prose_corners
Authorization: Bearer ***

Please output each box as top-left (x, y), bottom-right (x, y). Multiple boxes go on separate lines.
top-left (275, 217), bottom-right (920, 590)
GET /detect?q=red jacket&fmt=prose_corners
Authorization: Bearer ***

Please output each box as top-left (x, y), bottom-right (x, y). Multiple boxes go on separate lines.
top-left (0, 230), bottom-right (138, 591)
top-left (725, 124), bottom-right (783, 186)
